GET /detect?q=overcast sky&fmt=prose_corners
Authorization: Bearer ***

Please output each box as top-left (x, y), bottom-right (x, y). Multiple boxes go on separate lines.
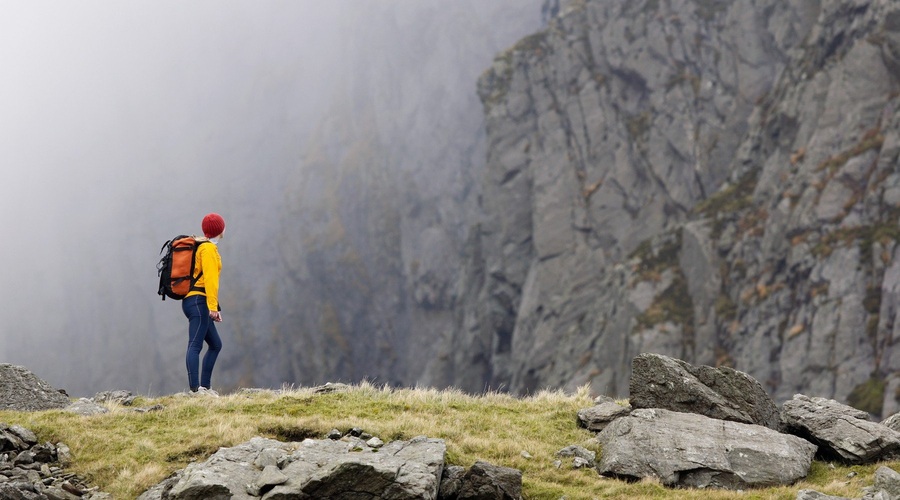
top-left (0, 2), bottom-right (350, 367)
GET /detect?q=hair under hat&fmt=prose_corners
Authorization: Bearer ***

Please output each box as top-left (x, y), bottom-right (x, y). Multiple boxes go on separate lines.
top-left (202, 213), bottom-right (226, 238)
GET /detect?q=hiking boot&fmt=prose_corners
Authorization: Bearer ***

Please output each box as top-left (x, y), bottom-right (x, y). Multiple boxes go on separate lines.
top-left (196, 387), bottom-right (219, 397)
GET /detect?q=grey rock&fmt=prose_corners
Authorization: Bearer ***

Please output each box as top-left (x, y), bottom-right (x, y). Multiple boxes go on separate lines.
top-left (64, 399), bottom-right (108, 416)
top-left (572, 457), bottom-right (591, 469)
top-left (456, 461), bottom-right (522, 500)
top-left (7, 426), bottom-right (37, 447)
top-left (0, 424), bottom-right (105, 498)
top-left (272, 436), bottom-right (446, 499)
top-left (143, 435), bottom-right (446, 500)
top-left (629, 353), bottom-right (782, 430)
top-left (881, 412), bottom-right (900, 432)
top-left (366, 437), bottom-right (384, 448)
top-left (55, 444), bottom-right (72, 466)
top-left (597, 408), bottom-right (816, 489)
top-left (863, 465), bottom-right (900, 500)
top-left (164, 438), bottom-right (293, 499)
top-left (12, 451), bottom-right (33, 466)
top-left (257, 464), bottom-right (289, 487)
top-left (133, 404), bottom-right (164, 413)
top-left (326, 429), bottom-right (342, 440)
top-left (577, 401), bottom-right (631, 432)
top-left (555, 445), bottom-right (595, 466)
top-left (245, 465), bottom-right (288, 496)
top-left (0, 365), bottom-right (70, 412)
top-left (782, 395), bottom-right (900, 463)
top-left (136, 471), bottom-right (183, 500)
top-left (438, 465), bottom-right (465, 499)
top-left (253, 447), bottom-right (283, 469)
top-left (92, 390), bottom-right (135, 406)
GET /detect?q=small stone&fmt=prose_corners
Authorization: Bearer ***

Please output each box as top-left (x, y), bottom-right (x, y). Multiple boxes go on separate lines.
top-left (8, 426), bottom-right (37, 446)
top-left (520, 451), bottom-right (532, 459)
top-left (552, 460), bottom-right (562, 469)
top-left (572, 457), bottom-right (591, 469)
top-left (62, 481), bottom-right (85, 496)
top-left (326, 429), bottom-right (342, 440)
top-left (366, 437), bottom-right (384, 449)
top-left (257, 464), bottom-right (289, 487)
top-left (253, 448), bottom-right (283, 469)
top-left (64, 399), bottom-right (108, 416)
top-left (13, 451), bottom-right (34, 465)
top-left (56, 444), bottom-right (73, 466)
top-left (133, 404), bottom-right (165, 413)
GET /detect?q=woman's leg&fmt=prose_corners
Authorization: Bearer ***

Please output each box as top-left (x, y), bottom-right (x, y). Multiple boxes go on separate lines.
top-left (182, 295), bottom-right (210, 391)
top-left (200, 321), bottom-right (222, 389)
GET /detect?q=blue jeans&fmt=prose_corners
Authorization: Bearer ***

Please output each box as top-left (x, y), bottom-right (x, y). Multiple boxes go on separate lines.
top-left (182, 295), bottom-right (222, 391)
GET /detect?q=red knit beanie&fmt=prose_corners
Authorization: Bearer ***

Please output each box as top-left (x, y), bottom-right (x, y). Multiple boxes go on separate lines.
top-left (202, 213), bottom-right (226, 238)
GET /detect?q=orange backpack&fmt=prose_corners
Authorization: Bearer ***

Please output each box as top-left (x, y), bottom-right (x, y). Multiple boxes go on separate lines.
top-left (157, 235), bottom-right (210, 301)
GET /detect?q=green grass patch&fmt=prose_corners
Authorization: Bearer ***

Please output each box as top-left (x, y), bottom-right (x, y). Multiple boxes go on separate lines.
top-left (694, 170), bottom-right (758, 219)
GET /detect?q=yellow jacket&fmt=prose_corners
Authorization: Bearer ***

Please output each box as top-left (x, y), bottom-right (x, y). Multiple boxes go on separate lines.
top-left (185, 238), bottom-right (222, 311)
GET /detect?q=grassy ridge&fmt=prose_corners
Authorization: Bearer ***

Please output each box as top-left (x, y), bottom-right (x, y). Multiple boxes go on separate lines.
top-left (0, 383), bottom-right (888, 499)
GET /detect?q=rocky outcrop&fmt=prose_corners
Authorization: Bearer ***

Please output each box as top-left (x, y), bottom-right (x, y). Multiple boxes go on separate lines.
top-left (0, 364), bottom-right (70, 412)
top-left (629, 353), bottom-right (782, 429)
top-left (586, 355), bottom-right (900, 492)
top-left (0, 423), bottom-right (109, 499)
top-left (590, 355), bottom-right (817, 489)
top-left (139, 434), bottom-right (521, 500)
top-left (782, 394), bottom-right (900, 463)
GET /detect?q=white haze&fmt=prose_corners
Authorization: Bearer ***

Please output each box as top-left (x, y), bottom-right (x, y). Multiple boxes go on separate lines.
top-left (0, 1), bottom-right (543, 395)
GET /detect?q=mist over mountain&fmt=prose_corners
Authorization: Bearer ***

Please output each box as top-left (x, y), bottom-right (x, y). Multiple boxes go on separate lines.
top-left (0, 1), bottom-right (544, 395)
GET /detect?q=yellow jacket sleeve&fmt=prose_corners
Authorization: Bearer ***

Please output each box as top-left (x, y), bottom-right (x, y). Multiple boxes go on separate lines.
top-left (195, 242), bottom-right (222, 311)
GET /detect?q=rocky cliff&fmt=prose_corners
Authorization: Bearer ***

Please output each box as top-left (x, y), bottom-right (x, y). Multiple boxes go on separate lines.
top-left (420, 0), bottom-right (900, 414)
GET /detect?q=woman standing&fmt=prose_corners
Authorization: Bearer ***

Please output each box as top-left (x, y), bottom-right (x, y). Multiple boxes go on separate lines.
top-left (183, 212), bottom-right (225, 395)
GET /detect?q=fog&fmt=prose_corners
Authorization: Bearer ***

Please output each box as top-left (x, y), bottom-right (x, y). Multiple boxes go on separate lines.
top-left (0, 1), bottom-right (543, 395)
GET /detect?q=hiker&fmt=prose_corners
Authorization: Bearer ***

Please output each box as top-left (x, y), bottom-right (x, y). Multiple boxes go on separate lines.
top-left (183, 212), bottom-right (226, 395)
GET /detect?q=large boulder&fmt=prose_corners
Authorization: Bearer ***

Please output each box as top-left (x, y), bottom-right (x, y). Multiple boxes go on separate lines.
top-left (629, 353), bottom-right (782, 430)
top-left (596, 408), bottom-right (816, 489)
top-left (0, 364), bottom-right (70, 411)
top-left (140, 435), bottom-right (446, 499)
top-left (782, 395), bottom-right (900, 464)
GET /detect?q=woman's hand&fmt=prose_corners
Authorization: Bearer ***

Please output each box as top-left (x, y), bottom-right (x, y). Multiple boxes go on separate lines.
top-left (209, 311), bottom-right (223, 322)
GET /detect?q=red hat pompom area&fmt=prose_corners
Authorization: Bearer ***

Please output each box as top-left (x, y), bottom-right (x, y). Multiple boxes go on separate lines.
top-left (202, 213), bottom-right (226, 238)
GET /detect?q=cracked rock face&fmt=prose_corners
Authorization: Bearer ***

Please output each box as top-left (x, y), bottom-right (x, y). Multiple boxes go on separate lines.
top-left (596, 408), bottom-right (817, 489)
top-left (421, 0), bottom-right (900, 415)
top-left (782, 394), bottom-right (900, 464)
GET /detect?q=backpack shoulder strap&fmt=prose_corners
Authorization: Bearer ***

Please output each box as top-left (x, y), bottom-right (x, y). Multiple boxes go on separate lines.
top-left (188, 239), bottom-right (212, 293)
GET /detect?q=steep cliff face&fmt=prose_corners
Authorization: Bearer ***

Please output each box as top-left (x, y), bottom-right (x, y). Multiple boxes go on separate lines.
top-left (426, 0), bottom-right (900, 412)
